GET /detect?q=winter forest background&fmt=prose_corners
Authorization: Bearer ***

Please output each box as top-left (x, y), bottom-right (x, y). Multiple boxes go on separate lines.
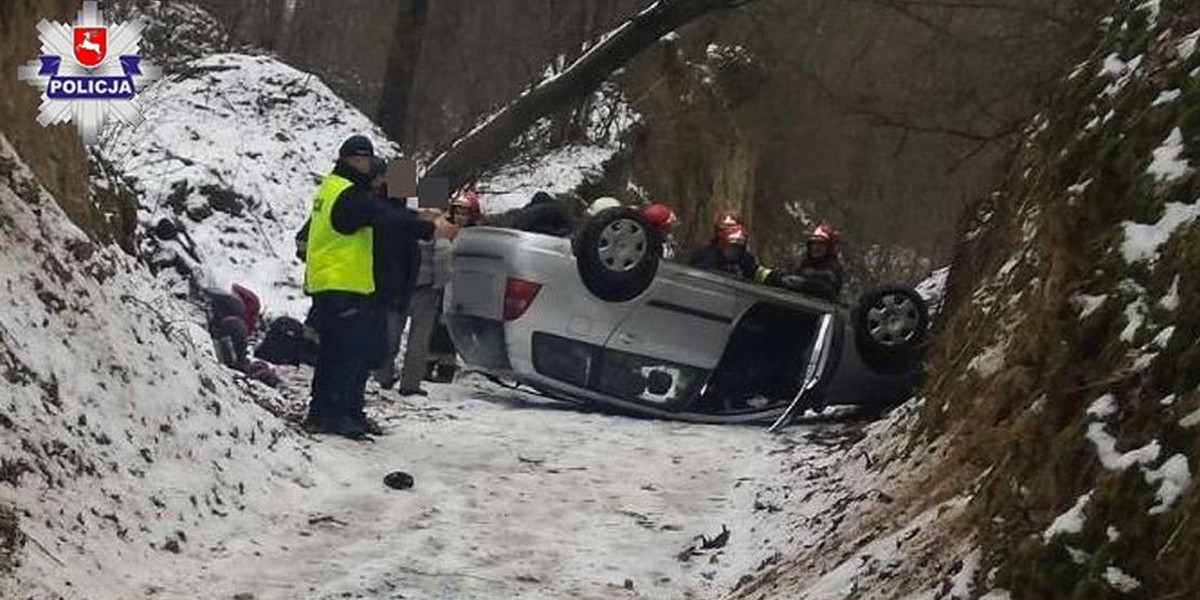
top-left (144, 0), bottom-right (1105, 290)
top-left (3, 0), bottom-right (1199, 598)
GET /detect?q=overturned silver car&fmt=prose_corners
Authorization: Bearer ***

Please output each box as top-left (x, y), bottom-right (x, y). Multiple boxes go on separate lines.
top-left (444, 208), bottom-right (929, 426)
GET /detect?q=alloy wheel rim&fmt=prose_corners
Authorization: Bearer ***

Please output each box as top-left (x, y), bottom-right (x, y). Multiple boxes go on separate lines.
top-left (866, 293), bottom-right (920, 346)
top-left (597, 219), bottom-right (648, 272)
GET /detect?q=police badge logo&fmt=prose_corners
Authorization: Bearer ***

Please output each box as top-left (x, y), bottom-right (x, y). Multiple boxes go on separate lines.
top-left (17, 2), bottom-right (162, 145)
top-left (73, 26), bottom-right (108, 67)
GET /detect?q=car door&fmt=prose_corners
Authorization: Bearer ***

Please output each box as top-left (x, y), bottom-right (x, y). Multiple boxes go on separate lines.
top-left (595, 263), bottom-right (740, 408)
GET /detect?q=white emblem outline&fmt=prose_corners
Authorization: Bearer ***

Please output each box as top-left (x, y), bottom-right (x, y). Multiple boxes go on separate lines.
top-left (17, 1), bottom-right (162, 145)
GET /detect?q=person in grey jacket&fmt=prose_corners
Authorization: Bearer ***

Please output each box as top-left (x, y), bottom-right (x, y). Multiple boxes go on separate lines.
top-left (396, 235), bottom-right (453, 396)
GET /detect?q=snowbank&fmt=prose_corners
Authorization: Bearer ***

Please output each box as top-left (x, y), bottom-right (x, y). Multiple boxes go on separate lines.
top-left (0, 134), bottom-right (309, 599)
top-left (476, 144), bottom-right (618, 214)
top-left (103, 53), bottom-right (398, 318)
top-left (1043, 492), bottom-right (1093, 542)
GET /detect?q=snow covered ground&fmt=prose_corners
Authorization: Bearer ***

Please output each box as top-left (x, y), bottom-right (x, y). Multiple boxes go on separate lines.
top-left (7, 125), bottom-right (933, 599)
top-left (4, 19), bottom-right (965, 598)
top-left (476, 144), bottom-right (618, 214)
top-left (101, 53), bottom-right (400, 318)
top-left (0, 133), bottom-right (308, 599)
top-left (99, 50), bottom-right (628, 319)
top-left (152, 371), bottom-right (894, 600)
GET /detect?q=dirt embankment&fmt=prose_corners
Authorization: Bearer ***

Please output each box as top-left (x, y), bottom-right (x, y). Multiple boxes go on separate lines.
top-left (919, 1), bottom-right (1200, 596)
top-left (733, 2), bottom-right (1198, 597)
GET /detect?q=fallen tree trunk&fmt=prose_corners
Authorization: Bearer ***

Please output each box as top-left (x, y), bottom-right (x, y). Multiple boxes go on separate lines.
top-left (422, 0), bottom-right (760, 190)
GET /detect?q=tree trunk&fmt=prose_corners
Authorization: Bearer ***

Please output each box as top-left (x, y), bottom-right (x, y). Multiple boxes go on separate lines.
top-left (377, 0), bottom-right (429, 148)
top-left (422, 0), bottom-right (760, 190)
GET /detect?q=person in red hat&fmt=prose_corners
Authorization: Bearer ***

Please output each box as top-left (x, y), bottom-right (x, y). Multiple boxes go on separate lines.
top-left (449, 188), bottom-right (483, 227)
top-left (788, 220), bottom-right (845, 301)
top-left (402, 187), bottom-right (484, 390)
top-left (687, 210), bottom-right (776, 283)
top-left (640, 202), bottom-right (678, 259)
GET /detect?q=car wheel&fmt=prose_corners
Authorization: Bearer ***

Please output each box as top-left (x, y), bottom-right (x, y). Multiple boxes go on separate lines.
top-left (853, 286), bottom-right (929, 372)
top-left (573, 207), bottom-right (662, 302)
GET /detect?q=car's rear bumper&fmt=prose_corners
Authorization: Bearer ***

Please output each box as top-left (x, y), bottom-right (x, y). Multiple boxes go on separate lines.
top-left (445, 314), bottom-right (511, 371)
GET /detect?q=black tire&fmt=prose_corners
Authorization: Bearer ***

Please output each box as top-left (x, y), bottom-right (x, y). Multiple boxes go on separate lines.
top-left (853, 286), bottom-right (929, 372)
top-left (572, 207), bottom-right (662, 302)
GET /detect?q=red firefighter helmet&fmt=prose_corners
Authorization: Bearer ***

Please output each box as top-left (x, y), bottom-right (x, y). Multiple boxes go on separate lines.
top-left (451, 188), bottom-right (482, 220)
top-left (806, 221), bottom-right (840, 255)
top-left (640, 203), bottom-right (677, 237)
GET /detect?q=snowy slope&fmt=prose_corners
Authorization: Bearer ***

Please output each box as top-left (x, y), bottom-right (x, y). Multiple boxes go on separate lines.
top-left (476, 144), bottom-right (619, 214)
top-left (0, 134), bottom-right (311, 599)
top-left (102, 53), bottom-right (399, 318)
top-left (2, 122), bottom-right (922, 599)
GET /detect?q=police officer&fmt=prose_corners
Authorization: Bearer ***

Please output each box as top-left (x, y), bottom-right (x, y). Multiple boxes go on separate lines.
top-left (303, 135), bottom-right (454, 437)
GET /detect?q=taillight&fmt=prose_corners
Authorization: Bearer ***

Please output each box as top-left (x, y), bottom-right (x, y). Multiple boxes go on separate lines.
top-left (504, 277), bottom-right (542, 321)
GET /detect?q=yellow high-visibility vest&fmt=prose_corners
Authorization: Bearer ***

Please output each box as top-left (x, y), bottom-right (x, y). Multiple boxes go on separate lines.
top-left (303, 173), bottom-right (374, 294)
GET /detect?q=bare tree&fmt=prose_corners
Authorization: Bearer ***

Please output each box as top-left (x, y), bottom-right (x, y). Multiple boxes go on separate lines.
top-left (422, 0), bottom-right (762, 189)
top-left (377, 0), bottom-right (430, 147)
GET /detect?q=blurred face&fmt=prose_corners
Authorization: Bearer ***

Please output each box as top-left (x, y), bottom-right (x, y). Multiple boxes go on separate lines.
top-left (451, 206), bottom-right (479, 226)
top-left (345, 154), bottom-right (373, 175)
top-left (807, 240), bottom-right (829, 259)
top-left (722, 242), bottom-right (746, 262)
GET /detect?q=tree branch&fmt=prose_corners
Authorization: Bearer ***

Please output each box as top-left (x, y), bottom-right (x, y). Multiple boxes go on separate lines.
top-left (878, 0), bottom-right (1071, 27)
top-left (422, 0), bottom-right (763, 189)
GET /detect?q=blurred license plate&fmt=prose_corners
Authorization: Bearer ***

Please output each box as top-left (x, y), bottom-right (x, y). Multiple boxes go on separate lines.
top-left (454, 271), bottom-right (497, 309)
